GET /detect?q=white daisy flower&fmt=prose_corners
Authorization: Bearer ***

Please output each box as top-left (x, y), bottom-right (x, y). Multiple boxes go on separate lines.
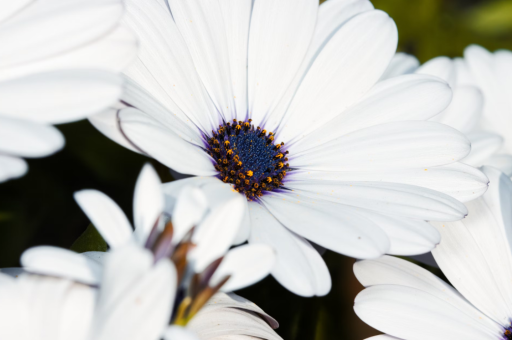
top-left (0, 244), bottom-right (180, 340)
top-left (0, 0), bottom-right (137, 182)
top-left (354, 166), bottom-right (512, 340)
top-left (382, 48), bottom-right (512, 175)
top-left (91, 0), bottom-right (488, 296)
top-left (21, 164), bottom-right (276, 294)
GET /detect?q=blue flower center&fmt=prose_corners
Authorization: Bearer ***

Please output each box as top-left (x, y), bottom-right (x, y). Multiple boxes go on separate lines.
top-left (206, 119), bottom-right (290, 200)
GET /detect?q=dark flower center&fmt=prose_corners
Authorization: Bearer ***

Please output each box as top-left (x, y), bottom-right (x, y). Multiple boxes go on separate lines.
top-left (206, 119), bottom-right (290, 200)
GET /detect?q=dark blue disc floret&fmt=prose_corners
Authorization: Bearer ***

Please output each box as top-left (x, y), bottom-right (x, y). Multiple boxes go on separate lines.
top-left (206, 119), bottom-right (290, 200)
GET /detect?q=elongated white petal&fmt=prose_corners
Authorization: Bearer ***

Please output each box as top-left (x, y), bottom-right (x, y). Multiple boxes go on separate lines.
top-left (248, 0), bottom-right (318, 125)
top-left (133, 164), bottom-right (164, 244)
top-left (171, 186), bottom-right (209, 244)
top-left (3, 25), bottom-right (137, 81)
top-left (248, 203), bottom-right (331, 297)
top-left (168, 0), bottom-right (251, 122)
top-left (287, 162), bottom-right (488, 203)
top-left (285, 181), bottom-right (467, 221)
top-left (0, 116), bottom-right (64, 157)
top-left (0, 0), bottom-right (32, 23)
top-left (291, 74), bottom-right (452, 152)
top-left (88, 107), bottom-right (143, 154)
top-left (293, 121), bottom-right (470, 171)
top-left (463, 132), bottom-right (504, 167)
top-left (0, 0), bottom-right (122, 70)
top-left (74, 190), bottom-right (133, 249)
top-left (430, 86), bottom-right (483, 134)
top-left (380, 52), bottom-right (419, 80)
top-left (416, 56), bottom-right (455, 85)
top-left (261, 192), bottom-right (390, 258)
top-left (354, 285), bottom-right (497, 340)
top-left (0, 70), bottom-right (122, 124)
top-left (123, 0), bottom-right (218, 132)
top-left (354, 256), bottom-right (501, 334)
top-left (486, 154), bottom-right (512, 176)
top-left (360, 213), bottom-right (440, 255)
top-left (119, 108), bottom-right (217, 176)
top-left (21, 246), bottom-right (102, 285)
top-left (277, 10), bottom-right (397, 143)
top-left (432, 167), bottom-right (512, 327)
top-left (91, 245), bottom-right (176, 340)
top-left (0, 155), bottom-right (27, 182)
top-left (268, 0), bottom-right (374, 130)
top-left (212, 244), bottom-right (275, 292)
top-left (189, 182), bottom-right (246, 272)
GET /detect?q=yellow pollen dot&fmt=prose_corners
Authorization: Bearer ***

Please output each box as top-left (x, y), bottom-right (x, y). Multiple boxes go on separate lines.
top-left (246, 170), bottom-right (253, 177)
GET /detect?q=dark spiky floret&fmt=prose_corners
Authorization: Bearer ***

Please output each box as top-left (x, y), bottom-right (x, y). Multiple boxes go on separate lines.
top-left (206, 119), bottom-right (290, 200)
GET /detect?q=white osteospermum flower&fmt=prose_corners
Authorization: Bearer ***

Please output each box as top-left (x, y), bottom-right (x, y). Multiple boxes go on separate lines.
top-left (21, 164), bottom-right (276, 293)
top-left (0, 244), bottom-right (180, 340)
top-left (0, 0), bottom-right (137, 182)
top-left (354, 166), bottom-right (512, 340)
top-left (383, 50), bottom-right (512, 175)
top-left (90, 0), bottom-right (489, 296)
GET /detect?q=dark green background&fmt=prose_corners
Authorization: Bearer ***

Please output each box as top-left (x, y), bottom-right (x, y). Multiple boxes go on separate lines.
top-left (2, 0), bottom-right (512, 339)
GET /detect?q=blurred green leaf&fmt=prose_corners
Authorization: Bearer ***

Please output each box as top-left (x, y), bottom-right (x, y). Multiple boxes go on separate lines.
top-left (467, 0), bottom-right (512, 35)
top-left (70, 224), bottom-right (108, 253)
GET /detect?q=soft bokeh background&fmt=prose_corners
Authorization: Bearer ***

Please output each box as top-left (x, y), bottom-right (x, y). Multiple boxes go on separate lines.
top-left (2, 0), bottom-right (512, 339)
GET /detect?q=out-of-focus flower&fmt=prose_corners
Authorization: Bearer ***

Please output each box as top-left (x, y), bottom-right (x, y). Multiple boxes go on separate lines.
top-left (22, 164), bottom-right (276, 295)
top-left (0, 0), bottom-right (137, 182)
top-left (0, 244), bottom-right (179, 340)
top-left (383, 48), bottom-right (512, 175)
top-left (354, 166), bottom-right (512, 340)
top-left (90, 0), bottom-right (487, 297)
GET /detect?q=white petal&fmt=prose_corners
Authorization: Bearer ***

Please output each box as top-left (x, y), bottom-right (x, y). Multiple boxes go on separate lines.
top-left (268, 0), bottom-right (374, 129)
top-left (21, 246), bottom-right (102, 285)
top-left (432, 166), bottom-right (512, 327)
top-left (287, 161), bottom-right (488, 203)
top-left (168, 0), bottom-right (251, 122)
top-left (416, 56), bottom-right (455, 85)
top-left (0, 0), bottom-right (32, 23)
top-left (354, 256), bottom-right (501, 334)
top-left (292, 121), bottom-right (470, 171)
top-left (133, 164), bottom-right (164, 244)
top-left (91, 246), bottom-right (176, 340)
top-left (122, 77), bottom-right (204, 147)
top-left (291, 74), bottom-right (453, 153)
top-left (0, 155), bottom-right (27, 182)
top-left (285, 180), bottom-right (467, 221)
top-left (0, 116), bottom-right (64, 157)
top-left (3, 25), bottom-right (137, 81)
top-left (277, 10), bottom-right (397, 144)
top-left (0, 0), bottom-right (122, 70)
top-left (380, 52), bottom-right (419, 80)
top-left (463, 132), bottom-right (504, 167)
top-left (119, 108), bottom-right (217, 176)
top-left (365, 336), bottom-right (403, 340)
top-left (163, 326), bottom-right (199, 340)
top-left (430, 86), bottom-right (483, 134)
top-left (248, 0), bottom-right (318, 125)
top-left (82, 251), bottom-right (107, 266)
top-left (123, 0), bottom-right (218, 132)
top-left (189, 182), bottom-right (246, 272)
top-left (74, 190), bottom-right (133, 249)
top-left (0, 70), bottom-right (122, 124)
top-left (212, 244), bottom-right (275, 292)
top-left (232, 198), bottom-right (251, 245)
top-left (354, 285), bottom-right (498, 340)
top-left (171, 186), bottom-right (209, 244)
top-left (249, 203), bottom-right (331, 296)
top-left (486, 154), bottom-right (512, 176)
top-left (88, 107), bottom-right (143, 154)
top-left (360, 214), bottom-right (440, 256)
top-left (260, 192), bottom-right (390, 258)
